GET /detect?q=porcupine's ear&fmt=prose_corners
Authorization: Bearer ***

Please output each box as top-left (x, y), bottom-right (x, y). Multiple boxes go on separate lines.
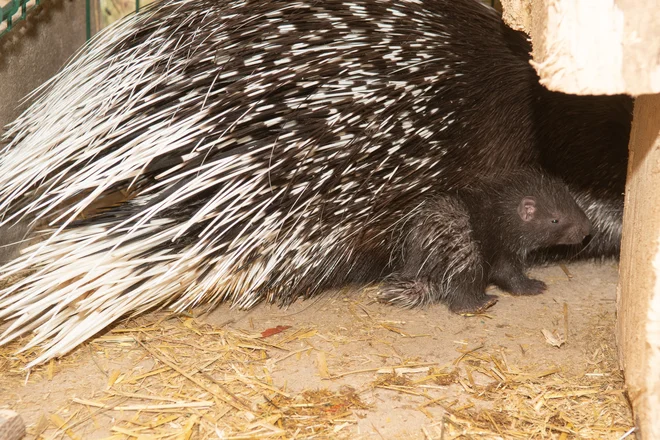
top-left (517, 197), bottom-right (536, 222)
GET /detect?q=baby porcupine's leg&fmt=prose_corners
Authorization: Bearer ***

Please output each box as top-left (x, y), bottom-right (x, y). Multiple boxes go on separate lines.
top-left (379, 196), bottom-right (497, 313)
top-left (489, 255), bottom-right (546, 295)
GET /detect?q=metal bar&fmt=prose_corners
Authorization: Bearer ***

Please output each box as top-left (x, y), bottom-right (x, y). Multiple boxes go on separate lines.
top-left (1, 0), bottom-right (41, 39)
top-left (85, 0), bottom-right (90, 40)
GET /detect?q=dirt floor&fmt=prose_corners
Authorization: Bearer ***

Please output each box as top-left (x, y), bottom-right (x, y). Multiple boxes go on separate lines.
top-left (0, 261), bottom-right (635, 439)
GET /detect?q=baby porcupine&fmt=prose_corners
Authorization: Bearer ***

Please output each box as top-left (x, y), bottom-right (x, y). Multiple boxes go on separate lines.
top-left (381, 169), bottom-right (591, 313)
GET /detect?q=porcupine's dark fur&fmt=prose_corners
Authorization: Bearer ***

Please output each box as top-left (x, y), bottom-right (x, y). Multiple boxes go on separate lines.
top-left (380, 169), bottom-right (591, 312)
top-left (0, 0), bottom-right (631, 366)
top-left (530, 93), bottom-right (632, 262)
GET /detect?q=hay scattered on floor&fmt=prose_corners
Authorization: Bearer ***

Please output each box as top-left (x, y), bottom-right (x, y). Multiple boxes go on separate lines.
top-left (0, 301), bottom-right (634, 439)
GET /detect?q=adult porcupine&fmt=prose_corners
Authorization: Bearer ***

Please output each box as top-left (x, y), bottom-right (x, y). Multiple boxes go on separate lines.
top-left (381, 169), bottom-right (591, 313)
top-left (0, 0), bottom-right (631, 366)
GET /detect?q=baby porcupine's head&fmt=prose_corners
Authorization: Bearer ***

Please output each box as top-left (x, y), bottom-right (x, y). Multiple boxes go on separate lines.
top-left (505, 170), bottom-right (592, 250)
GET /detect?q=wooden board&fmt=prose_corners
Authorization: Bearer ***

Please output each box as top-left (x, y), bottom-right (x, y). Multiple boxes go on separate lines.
top-left (500, 0), bottom-right (660, 95)
top-left (617, 94), bottom-right (660, 440)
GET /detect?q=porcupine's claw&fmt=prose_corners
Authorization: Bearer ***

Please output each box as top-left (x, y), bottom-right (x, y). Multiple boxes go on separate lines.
top-left (448, 293), bottom-right (499, 315)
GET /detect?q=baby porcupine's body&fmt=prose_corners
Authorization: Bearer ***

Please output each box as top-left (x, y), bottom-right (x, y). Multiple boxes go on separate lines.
top-left (381, 170), bottom-right (591, 312)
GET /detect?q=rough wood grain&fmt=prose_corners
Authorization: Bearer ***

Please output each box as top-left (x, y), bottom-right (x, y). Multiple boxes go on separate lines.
top-left (500, 0), bottom-right (660, 95)
top-left (617, 94), bottom-right (660, 440)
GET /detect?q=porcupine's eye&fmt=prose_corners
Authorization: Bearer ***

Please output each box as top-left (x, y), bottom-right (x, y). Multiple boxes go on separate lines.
top-left (551, 219), bottom-right (559, 224)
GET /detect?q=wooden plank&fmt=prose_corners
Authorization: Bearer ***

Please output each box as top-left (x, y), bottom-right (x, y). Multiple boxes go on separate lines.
top-left (500, 0), bottom-right (660, 95)
top-left (617, 94), bottom-right (660, 440)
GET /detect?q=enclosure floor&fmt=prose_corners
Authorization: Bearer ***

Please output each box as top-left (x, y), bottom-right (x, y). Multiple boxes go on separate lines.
top-left (0, 262), bottom-right (634, 439)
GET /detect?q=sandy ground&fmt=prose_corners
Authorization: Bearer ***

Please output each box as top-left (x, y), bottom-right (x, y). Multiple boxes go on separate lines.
top-left (0, 261), bottom-right (634, 439)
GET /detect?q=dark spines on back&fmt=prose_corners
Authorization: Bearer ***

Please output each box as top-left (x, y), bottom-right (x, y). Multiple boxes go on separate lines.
top-left (9, 1), bottom-right (542, 285)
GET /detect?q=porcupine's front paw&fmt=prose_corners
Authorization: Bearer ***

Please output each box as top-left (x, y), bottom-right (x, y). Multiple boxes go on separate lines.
top-left (500, 277), bottom-right (547, 296)
top-left (379, 277), bottom-right (498, 314)
top-left (378, 278), bottom-right (436, 308)
top-left (489, 259), bottom-right (547, 296)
